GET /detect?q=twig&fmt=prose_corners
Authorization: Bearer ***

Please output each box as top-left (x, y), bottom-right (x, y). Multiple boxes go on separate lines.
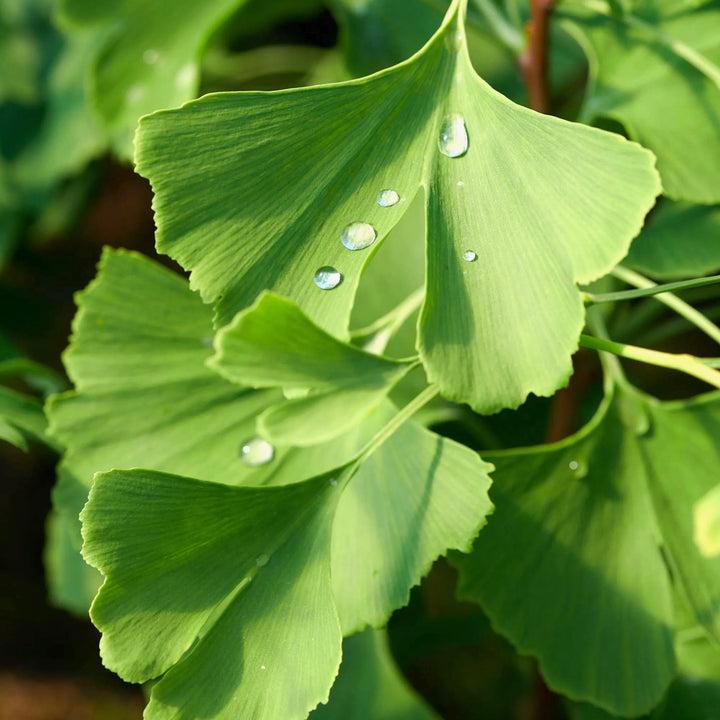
top-left (518, 0), bottom-right (558, 112)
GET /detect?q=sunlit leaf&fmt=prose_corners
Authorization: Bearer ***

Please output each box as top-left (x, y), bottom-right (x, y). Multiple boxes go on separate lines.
top-left (136, 0), bottom-right (659, 414)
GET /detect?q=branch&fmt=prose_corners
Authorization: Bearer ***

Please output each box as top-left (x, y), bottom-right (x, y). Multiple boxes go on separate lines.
top-left (518, 0), bottom-right (558, 113)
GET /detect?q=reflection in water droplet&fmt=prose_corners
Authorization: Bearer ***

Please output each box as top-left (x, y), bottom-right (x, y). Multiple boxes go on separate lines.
top-left (377, 189), bottom-right (400, 207)
top-left (341, 222), bottom-right (377, 250)
top-left (463, 250), bottom-right (477, 262)
top-left (314, 266), bottom-right (342, 290)
top-left (143, 49), bottom-right (160, 65)
top-left (438, 114), bottom-right (469, 158)
top-left (255, 554), bottom-right (269, 567)
top-left (239, 437), bottom-right (274, 466)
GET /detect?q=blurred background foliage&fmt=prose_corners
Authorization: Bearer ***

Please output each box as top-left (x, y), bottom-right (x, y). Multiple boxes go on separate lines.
top-left (1, 0), bottom-right (718, 718)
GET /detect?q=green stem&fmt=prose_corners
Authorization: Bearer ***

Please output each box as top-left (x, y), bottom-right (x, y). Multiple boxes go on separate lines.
top-left (585, 308), bottom-right (632, 393)
top-left (352, 287), bottom-right (425, 355)
top-left (609, 266), bottom-right (720, 346)
top-left (470, 0), bottom-right (525, 54)
top-left (586, 272), bottom-right (720, 305)
top-left (579, 334), bottom-right (720, 390)
top-left (358, 385), bottom-right (440, 461)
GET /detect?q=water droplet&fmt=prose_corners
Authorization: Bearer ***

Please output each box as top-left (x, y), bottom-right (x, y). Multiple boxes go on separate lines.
top-left (260, 665), bottom-right (266, 670)
top-left (239, 438), bottom-right (274, 466)
top-left (438, 114), bottom-right (469, 158)
top-left (341, 222), bottom-right (377, 250)
top-left (569, 459), bottom-right (588, 478)
top-left (329, 478), bottom-right (338, 487)
top-left (377, 189), bottom-right (400, 207)
top-left (456, 180), bottom-right (464, 187)
top-left (255, 554), bottom-right (269, 567)
top-left (463, 250), bottom-right (477, 262)
top-left (143, 49), bottom-right (160, 65)
top-left (445, 30), bottom-right (464, 52)
top-left (314, 266), bottom-right (342, 290)
top-left (568, 461), bottom-right (579, 471)
top-left (126, 85), bottom-right (145, 104)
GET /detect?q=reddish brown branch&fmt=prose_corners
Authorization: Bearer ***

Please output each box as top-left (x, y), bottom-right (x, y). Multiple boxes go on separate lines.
top-left (519, 0), bottom-right (558, 113)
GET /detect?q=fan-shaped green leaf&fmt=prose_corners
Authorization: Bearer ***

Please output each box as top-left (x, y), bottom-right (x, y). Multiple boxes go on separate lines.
top-left (627, 200), bottom-right (720, 279)
top-left (210, 292), bottom-right (414, 444)
top-left (0, 385), bottom-right (52, 450)
top-left (560, 0), bottom-right (720, 203)
top-left (136, 0), bottom-right (659, 414)
top-left (310, 629), bottom-right (440, 720)
top-left (82, 467), bottom-right (344, 720)
top-left (453, 389), bottom-right (720, 715)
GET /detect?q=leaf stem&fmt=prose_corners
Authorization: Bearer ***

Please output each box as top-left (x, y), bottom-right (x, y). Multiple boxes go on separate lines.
top-left (609, 266), bottom-right (720, 346)
top-left (579, 334), bottom-right (720, 390)
top-left (585, 272), bottom-right (720, 305)
top-left (518, 0), bottom-right (558, 113)
top-left (470, 0), bottom-right (525, 54)
top-left (358, 385), bottom-right (440, 461)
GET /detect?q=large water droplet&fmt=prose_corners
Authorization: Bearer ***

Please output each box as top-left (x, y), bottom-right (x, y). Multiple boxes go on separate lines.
top-left (463, 250), bottom-right (477, 262)
top-left (377, 189), bottom-right (400, 207)
top-left (255, 554), bottom-right (270, 567)
top-left (314, 266), bottom-right (342, 290)
top-left (341, 222), bottom-right (377, 250)
top-left (438, 114), bottom-right (468, 158)
top-left (239, 437), bottom-right (274, 466)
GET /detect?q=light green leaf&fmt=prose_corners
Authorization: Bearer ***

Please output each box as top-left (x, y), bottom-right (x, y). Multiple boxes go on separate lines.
top-left (82, 467), bottom-right (344, 720)
top-left (136, 0), bottom-right (659, 414)
top-left (310, 629), bottom-right (440, 720)
top-left (560, 0), bottom-right (720, 203)
top-left (46, 248), bottom-right (376, 536)
top-left (627, 199), bottom-right (720, 279)
top-left (44, 509), bottom-right (102, 616)
top-left (210, 292), bottom-right (414, 445)
top-left (0, 385), bottom-right (52, 450)
top-left (453, 390), bottom-right (720, 715)
top-left (57, 0), bottom-right (250, 154)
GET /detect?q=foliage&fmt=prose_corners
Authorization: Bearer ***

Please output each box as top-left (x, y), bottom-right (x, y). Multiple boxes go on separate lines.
top-left (2, 0), bottom-right (720, 718)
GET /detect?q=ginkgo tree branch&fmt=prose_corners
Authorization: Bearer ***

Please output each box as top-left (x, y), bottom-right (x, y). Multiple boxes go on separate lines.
top-left (519, 0), bottom-right (558, 112)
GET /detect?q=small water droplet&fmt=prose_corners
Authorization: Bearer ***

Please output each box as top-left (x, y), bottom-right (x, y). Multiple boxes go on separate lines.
top-left (456, 180), bottom-right (464, 187)
top-left (255, 554), bottom-right (269, 567)
top-left (463, 250), bottom-right (477, 262)
top-left (314, 266), bottom-right (342, 290)
top-left (569, 461), bottom-right (579, 471)
top-left (126, 85), bottom-right (145, 104)
top-left (143, 49), bottom-right (160, 65)
top-left (377, 189), bottom-right (400, 207)
top-left (445, 30), bottom-right (464, 52)
top-left (239, 438), bottom-right (274, 466)
top-left (329, 478), bottom-right (338, 487)
top-left (341, 222), bottom-right (377, 250)
top-left (260, 665), bottom-right (266, 670)
top-left (438, 114), bottom-right (469, 158)
top-left (569, 459), bottom-right (588, 478)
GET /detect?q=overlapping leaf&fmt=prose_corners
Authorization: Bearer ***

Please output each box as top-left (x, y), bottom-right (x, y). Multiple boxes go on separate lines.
top-left (560, 0), bottom-right (720, 203)
top-left (453, 389), bottom-right (720, 716)
top-left (136, 0), bottom-right (659, 414)
top-left (310, 629), bottom-right (440, 720)
top-left (627, 200), bottom-right (720, 279)
top-left (210, 292), bottom-right (414, 445)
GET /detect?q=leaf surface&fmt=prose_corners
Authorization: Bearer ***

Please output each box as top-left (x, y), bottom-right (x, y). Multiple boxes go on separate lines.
top-left (82, 467), bottom-right (343, 720)
top-left (136, 0), bottom-right (660, 413)
top-left (210, 292), bottom-right (414, 444)
top-left (453, 390), bottom-right (720, 715)
top-left (561, 0), bottom-right (720, 203)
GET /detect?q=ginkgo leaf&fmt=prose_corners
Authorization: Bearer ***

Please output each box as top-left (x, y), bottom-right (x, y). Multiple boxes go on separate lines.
top-left (81, 466), bottom-right (345, 720)
top-left (46, 249), bottom-right (377, 540)
top-left (310, 629), bottom-right (440, 720)
top-left (135, 0), bottom-right (660, 414)
top-left (57, 0), bottom-right (252, 154)
top-left (0, 385), bottom-right (52, 450)
top-left (560, 0), bottom-right (720, 203)
top-left (626, 199), bottom-right (720, 279)
top-left (453, 389), bottom-right (720, 716)
top-left (210, 292), bottom-right (414, 444)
